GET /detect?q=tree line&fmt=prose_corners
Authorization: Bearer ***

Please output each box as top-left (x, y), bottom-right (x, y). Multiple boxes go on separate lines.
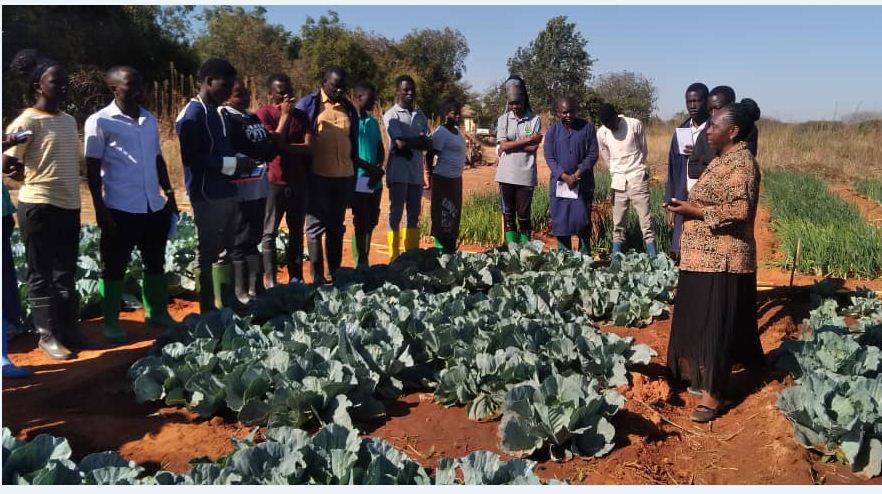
top-left (2, 6), bottom-right (656, 126)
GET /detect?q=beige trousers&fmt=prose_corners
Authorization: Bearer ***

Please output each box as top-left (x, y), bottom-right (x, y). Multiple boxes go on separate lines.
top-left (612, 177), bottom-right (655, 244)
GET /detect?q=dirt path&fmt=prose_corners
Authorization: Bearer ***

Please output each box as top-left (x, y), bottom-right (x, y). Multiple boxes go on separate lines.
top-left (831, 186), bottom-right (882, 227)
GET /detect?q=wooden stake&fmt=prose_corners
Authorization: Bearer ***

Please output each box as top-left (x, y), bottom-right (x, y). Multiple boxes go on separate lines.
top-left (789, 237), bottom-right (803, 287)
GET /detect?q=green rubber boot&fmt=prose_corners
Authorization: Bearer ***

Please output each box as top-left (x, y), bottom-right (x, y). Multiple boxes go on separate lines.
top-left (518, 231), bottom-right (530, 244)
top-left (351, 234), bottom-right (361, 267)
top-left (504, 230), bottom-right (519, 245)
top-left (143, 273), bottom-right (178, 328)
top-left (99, 279), bottom-right (127, 343)
top-left (211, 263), bottom-right (234, 310)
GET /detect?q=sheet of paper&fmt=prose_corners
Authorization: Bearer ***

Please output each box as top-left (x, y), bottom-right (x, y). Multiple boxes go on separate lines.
top-left (355, 176), bottom-right (373, 194)
top-left (676, 128), bottom-right (693, 155)
top-left (556, 180), bottom-right (579, 199)
top-left (610, 173), bottom-right (627, 192)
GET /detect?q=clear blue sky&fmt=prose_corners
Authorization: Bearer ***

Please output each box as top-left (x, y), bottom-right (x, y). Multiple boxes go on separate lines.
top-left (213, 5), bottom-right (882, 122)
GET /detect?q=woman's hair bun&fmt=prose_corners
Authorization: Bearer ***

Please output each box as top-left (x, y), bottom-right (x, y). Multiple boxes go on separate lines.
top-left (10, 49), bottom-right (58, 84)
top-left (739, 98), bottom-right (761, 122)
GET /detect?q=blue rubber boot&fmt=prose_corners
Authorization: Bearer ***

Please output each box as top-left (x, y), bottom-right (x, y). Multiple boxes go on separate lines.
top-left (611, 242), bottom-right (623, 255)
top-left (645, 241), bottom-right (658, 258)
top-left (2, 318), bottom-right (32, 378)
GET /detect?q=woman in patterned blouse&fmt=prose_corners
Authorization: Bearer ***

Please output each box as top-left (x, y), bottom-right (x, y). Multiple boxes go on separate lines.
top-left (664, 99), bottom-right (764, 423)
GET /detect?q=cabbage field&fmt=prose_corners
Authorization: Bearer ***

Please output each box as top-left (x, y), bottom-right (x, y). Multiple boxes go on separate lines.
top-left (2, 424), bottom-right (561, 485)
top-left (6, 185), bottom-right (882, 484)
top-left (4, 244), bottom-right (681, 484)
top-left (777, 283), bottom-right (882, 478)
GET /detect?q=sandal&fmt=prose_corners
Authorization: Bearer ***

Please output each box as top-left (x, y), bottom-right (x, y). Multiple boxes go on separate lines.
top-left (690, 404), bottom-right (720, 423)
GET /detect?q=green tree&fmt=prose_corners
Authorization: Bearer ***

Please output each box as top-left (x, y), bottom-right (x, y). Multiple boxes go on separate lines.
top-left (2, 5), bottom-right (197, 122)
top-left (126, 5), bottom-right (195, 46)
top-left (396, 28), bottom-right (470, 117)
top-left (506, 16), bottom-right (596, 114)
top-left (193, 6), bottom-right (298, 82)
top-left (592, 71), bottom-right (658, 122)
top-left (476, 82), bottom-right (506, 125)
top-left (294, 11), bottom-right (379, 96)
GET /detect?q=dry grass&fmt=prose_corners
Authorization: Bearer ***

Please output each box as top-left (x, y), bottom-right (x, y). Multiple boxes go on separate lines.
top-left (644, 119), bottom-right (882, 184)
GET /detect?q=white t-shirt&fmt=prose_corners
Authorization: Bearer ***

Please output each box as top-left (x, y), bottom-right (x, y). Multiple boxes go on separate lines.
top-left (431, 125), bottom-right (467, 179)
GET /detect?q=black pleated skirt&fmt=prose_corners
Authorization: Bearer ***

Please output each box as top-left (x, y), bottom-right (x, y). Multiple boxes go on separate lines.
top-left (667, 270), bottom-right (764, 397)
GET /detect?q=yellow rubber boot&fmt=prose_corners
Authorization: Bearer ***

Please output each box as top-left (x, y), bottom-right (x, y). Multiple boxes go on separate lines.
top-left (387, 230), bottom-right (401, 262)
top-left (403, 227), bottom-right (421, 251)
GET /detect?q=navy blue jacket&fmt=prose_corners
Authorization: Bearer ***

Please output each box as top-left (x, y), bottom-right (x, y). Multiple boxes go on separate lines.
top-left (176, 98), bottom-right (238, 202)
top-left (665, 118), bottom-right (691, 205)
top-left (294, 90), bottom-right (367, 172)
top-left (665, 118), bottom-right (691, 254)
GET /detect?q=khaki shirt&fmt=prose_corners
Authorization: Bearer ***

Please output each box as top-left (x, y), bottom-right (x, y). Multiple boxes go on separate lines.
top-left (312, 90), bottom-right (354, 178)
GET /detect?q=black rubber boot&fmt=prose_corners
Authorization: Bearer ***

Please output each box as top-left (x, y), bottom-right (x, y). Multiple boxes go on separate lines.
top-left (307, 241), bottom-right (326, 285)
top-left (233, 260), bottom-right (252, 305)
top-left (262, 249), bottom-right (277, 288)
top-left (327, 234), bottom-right (343, 281)
top-left (246, 255), bottom-right (262, 298)
top-left (29, 296), bottom-right (74, 360)
top-left (57, 289), bottom-right (99, 350)
top-left (196, 268), bottom-right (216, 314)
top-left (287, 254), bottom-right (304, 284)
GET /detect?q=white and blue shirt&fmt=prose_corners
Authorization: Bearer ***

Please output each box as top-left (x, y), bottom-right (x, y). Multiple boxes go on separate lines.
top-left (84, 101), bottom-right (167, 213)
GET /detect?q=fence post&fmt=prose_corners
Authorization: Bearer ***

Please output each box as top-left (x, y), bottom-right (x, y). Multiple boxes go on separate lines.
top-left (789, 237), bottom-right (802, 287)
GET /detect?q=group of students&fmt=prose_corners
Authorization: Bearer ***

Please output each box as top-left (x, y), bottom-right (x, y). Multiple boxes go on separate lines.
top-left (2, 48), bottom-right (765, 424)
top-left (493, 77), bottom-right (659, 255)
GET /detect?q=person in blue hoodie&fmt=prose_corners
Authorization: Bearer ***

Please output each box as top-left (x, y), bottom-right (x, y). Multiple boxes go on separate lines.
top-left (665, 83), bottom-right (709, 259)
top-left (176, 58), bottom-right (257, 312)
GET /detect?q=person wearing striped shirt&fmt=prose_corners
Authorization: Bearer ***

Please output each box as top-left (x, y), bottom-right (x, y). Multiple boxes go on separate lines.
top-left (3, 49), bottom-right (94, 359)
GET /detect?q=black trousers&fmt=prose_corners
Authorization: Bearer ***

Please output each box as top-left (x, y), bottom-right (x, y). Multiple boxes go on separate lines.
top-left (431, 175), bottom-right (463, 251)
top-left (305, 175), bottom-right (353, 276)
top-left (233, 198), bottom-right (266, 261)
top-left (100, 208), bottom-right (169, 280)
top-left (17, 202), bottom-right (80, 299)
top-left (499, 182), bottom-right (533, 234)
top-left (262, 183), bottom-right (307, 279)
top-left (352, 188), bottom-right (382, 235)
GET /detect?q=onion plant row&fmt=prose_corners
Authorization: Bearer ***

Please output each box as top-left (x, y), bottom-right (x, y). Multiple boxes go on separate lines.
top-left (854, 178), bottom-right (882, 207)
top-left (762, 170), bottom-right (882, 278)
